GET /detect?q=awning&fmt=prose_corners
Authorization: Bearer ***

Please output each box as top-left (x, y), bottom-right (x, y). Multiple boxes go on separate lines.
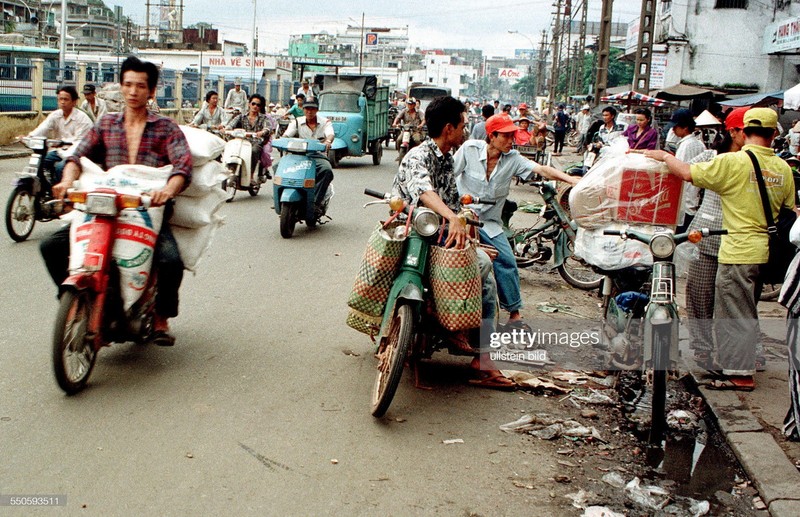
top-left (784, 83), bottom-right (800, 110)
top-left (600, 90), bottom-right (674, 107)
top-left (718, 91), bottom-right (784, 108)
top-left (654, 83), bottom-right (724, 101)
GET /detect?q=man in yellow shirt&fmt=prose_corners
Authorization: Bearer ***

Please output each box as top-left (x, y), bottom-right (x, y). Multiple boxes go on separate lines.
top-left (645, 108), bottom-right (795, 390)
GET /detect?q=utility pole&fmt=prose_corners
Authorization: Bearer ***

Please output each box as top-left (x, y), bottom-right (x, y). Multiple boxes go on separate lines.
top-left (536, 30), bottom-right (548, 97)
top-left (563, 0), bottom-right (572, 98)
top-left (359, 13), bottom-right (365, 74)
top-left (547, 0), bottom-right (562, 116)
top-left (594, 0), bottom-right (613, 104)
top-left (576, 0), bottom-right (588, 96)
top-left (632, 0), bottom-right (656, 92)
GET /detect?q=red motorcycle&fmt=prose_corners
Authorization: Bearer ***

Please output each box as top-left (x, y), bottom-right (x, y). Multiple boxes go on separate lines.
top-left (52, 187), bottom-right (161, 394)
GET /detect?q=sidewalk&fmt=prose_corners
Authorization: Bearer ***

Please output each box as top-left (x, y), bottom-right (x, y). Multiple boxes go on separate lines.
top-left (550, 148), bottom-right (800, 517)
top-left (0, 142), bottom-right (31, 159)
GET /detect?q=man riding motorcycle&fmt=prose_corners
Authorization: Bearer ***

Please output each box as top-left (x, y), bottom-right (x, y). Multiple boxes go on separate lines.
top-left (393, 97), bottom-right (425, 152)
top-left (40, 56), bottom-right (193, 347)
top-left (391, 96), bottom-right (513, 389)
top-left (281, 98), bottom-right (335, 218)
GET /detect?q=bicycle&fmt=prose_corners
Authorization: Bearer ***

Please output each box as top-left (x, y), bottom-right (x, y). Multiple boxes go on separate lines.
top-left (598, 226), bottom-right (727, 443)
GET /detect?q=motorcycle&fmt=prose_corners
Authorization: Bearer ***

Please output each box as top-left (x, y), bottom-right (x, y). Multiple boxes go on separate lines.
top-left (501, 180), bottom-right (602, 290)
top-left (271, 137), bottom-right (334, 238)
top-left (5, 136), bottom-right (70, 241)
top-left (362, 189), bottom-right (487, 417)
top-left (52, 186), bottom-right (161, 394)
top-left (220, 128), bottom-right (268, 202)
top-left (396, 123), bottom-right (426, 162)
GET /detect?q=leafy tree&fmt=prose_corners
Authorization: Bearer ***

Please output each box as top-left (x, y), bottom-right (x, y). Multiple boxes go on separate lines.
top-left (512, 74), bottom-right (538, 101)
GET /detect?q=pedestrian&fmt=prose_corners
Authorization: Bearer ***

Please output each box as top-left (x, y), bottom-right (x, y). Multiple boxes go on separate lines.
top-left (789, 120), bottom-right (800, 156)
top-left (469, 104), bottom-right (494, 140)
top-left (645, 108), bottom-right (794, 391)
top-left (671, 108), bottom-right (707, 233)
top-left (684, 107), bottom-right (748, 370)
top-left (454, 113), bottom-right (578, 326)
top-left (778, 233), bottom-right (800, 442)
top-left (623, 107), bottom-right (659, 150)
top-left (224, 78), bottom-right (248, 113)
top-left (574, 104), bottom-right (592, 152)
top-left (552, 103), bottom-right (570, 156)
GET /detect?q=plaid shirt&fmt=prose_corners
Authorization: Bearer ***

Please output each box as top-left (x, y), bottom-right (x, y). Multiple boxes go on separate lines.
top-left (67, 112), bottom-right (192, 185)
top-left (392, 138), bottom-right (460, 210)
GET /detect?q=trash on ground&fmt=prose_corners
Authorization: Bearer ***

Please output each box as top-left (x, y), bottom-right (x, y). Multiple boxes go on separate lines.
top-left (666, 409), bottom-right (699, 432)
top-left (564, 489), bottom-right (599, 509)
top-left (500, 413), bottom-right (605, 442)
top-left (571, 389), bottom-right (616, 405)
top-left (442, 438), bottom-right (464, 445)
top-left (512, 480), bottom-right (534, 489)
top-left (536, 301), bottom-right (591, 318)
top-left (582, 506), bottom-right (625, 517)
top-left (502, 371), bottom-right (571, 393)
top-left (624, 476), bottom-right (669, 510)
top-left (601, 471), bottom-right (626, 489)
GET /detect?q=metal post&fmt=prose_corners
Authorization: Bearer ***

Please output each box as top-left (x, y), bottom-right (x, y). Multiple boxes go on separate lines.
top-left (547, 0), bottom-right (562, 116)
top-left (594, 0), bottom-right (613, 104)
top-left (58, 0), bottom-right (67, 76)
top-left (359, 12), bottom-right (365, 74)
top-left (199, 26), bottom-right (205, 105)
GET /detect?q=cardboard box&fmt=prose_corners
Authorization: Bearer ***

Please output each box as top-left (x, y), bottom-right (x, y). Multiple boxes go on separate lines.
top-left (615, 167), bottom-right (684, 227)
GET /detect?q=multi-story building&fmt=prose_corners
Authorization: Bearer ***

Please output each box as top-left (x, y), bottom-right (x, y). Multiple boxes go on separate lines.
top-left (41, 0), bottom-right (121, 53)
top-left (652, 0), bottom-right (800, 92)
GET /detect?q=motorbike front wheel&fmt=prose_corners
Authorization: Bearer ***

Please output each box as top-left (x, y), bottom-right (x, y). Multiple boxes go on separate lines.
top-left (279, 201), bottom-right (297, 238)
top-left (761, 283), bottom-right (782, 301)
top-left (557, 239), bottom-right (603, 290)
top-left (371, 304), bottom-right (414, 417)
top-left (53, 291), bottom-right (97, 395)
top-left (5, 186), bottom-right (36, 242)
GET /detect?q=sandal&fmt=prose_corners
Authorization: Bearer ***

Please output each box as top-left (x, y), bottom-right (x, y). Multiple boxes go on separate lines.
top-left (448, 331), bottom-right (477, 354)
top-left (497, 319), bottom-right (533, 334)
top-left (704, 376), bottom-right (754, 392)
top-left (468, 370), bottom-right (516, 390)
top-left (152, 330), bottom-right (176, 347)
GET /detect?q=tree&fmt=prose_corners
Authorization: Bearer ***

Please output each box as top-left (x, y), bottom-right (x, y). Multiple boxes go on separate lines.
top-left (512, 75), bottom-right (538, 101)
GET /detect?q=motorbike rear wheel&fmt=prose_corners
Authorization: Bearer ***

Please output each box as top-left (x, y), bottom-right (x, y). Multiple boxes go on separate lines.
top-left (327, 148), bottom-right (339, 168)
top-left (371, 303), bottom-right (414, 417)
top-left (557, 239), bottom-right (603, 290)
top-left (53, 291), bottom-right (97, 395)
top-left (279, 201), bottom-right (297, 238)
top-left (5, 186), bottom-right (36, 242)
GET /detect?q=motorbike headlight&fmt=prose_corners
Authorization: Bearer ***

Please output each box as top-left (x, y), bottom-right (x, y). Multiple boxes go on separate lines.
top-left (413, 208), bottom-right (440, 237)
top-left (85, 193), bottom-right (118, 216)
top-left (650, 233), bottom-right (675, 259)
top-left (286, 139), bottom-right (308, 153)
top-left (23, 137), bottom-right (46, 150)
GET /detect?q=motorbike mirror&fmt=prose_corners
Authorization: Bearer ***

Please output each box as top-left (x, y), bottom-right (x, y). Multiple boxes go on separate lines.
top-left (388, 197), bottom-right (405, 212)
top-left (460, 194), bottom-right (475, 205)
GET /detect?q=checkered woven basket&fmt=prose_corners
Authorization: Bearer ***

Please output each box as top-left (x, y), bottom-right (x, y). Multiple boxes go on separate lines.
top-left (346, 222), bottom-right (404, 334)
top-left (346, 308), bottom-right (383, 337)
top-left (429, 242), bottom-right (482, 331)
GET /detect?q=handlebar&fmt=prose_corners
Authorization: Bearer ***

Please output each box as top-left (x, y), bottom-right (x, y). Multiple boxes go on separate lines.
top-left (364, 188), bottom-right (385, 199)
top-left (362, 188), bottom-right (483, 227)
top-left (603, 227), bottom-right (728, 245)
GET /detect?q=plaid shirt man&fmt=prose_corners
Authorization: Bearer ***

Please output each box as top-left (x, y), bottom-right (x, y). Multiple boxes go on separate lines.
top-left (67, 111), bottom-right (192, 185)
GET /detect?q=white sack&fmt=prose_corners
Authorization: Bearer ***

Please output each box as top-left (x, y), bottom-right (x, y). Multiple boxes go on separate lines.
top-left (179, 125), bottom-right (225, 166)
top-left (181, 160), bottom-right (227, 198)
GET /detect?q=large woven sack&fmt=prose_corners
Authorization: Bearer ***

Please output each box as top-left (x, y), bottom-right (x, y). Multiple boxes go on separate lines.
top-left (429, 243), bottom-right (482, 331)
top-left (346, 309), bottom-right (383, 337)
top-left (346, 223), bottom-right (404, 334)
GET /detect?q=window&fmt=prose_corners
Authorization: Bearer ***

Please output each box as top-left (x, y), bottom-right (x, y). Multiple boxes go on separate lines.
top-left (715, 0), bottom-right (747, 8)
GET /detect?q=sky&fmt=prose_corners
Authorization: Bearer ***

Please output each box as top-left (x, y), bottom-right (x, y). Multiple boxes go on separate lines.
top-left (109, 0), bottom-right (640, 58)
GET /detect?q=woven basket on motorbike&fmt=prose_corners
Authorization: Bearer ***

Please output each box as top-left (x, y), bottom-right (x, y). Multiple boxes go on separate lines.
top-left (429, 243), bottom-right (482, 332)
top-left (346, 308), bottom-right (383, 337)
top-left (347, 222), bottom-right (405, 334)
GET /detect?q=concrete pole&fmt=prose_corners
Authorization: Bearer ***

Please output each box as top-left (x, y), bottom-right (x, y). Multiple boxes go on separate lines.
top-left (58, 0), bottom-right (67, 76)
top-left (77, 62), bottom-right (86, 95)
top-left (547, 0), bottom-right (562, 116)
top-left (175, 71), bottom-right (183, 111)
top-left (594, 0), bottom-right (613, 104)
top-left (32, 58), bottom-right (43, 114)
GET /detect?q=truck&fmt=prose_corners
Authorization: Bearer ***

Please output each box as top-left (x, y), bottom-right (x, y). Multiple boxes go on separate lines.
top-left (313, 74), bottom-right (389, 167)
top-left (407, 83), bottom-right (452, 113)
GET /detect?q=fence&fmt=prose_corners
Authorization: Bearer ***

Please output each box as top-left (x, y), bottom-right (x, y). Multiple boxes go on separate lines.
top-left (0, 59), bottom-right (298, 114)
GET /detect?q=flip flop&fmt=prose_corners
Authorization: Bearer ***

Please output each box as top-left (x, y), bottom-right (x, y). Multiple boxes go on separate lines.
top-left (152, 330), bottom-right (175, 347)
top-left (497, 320), bottom-right (533, 334)
top-left (468, 371), bottom-right (516, 390)
top-left (704, 376), bottom-right (754, 392)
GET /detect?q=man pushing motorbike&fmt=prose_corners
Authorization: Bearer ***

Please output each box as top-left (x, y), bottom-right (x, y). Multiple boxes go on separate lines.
top-left (40, 56), bottom-right (193, 347)
top-left (392, 96), bottom-right (514, 389)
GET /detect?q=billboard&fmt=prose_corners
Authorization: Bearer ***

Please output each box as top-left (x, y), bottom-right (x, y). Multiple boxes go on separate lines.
top-left (498, 68), bottom-right (522, 80)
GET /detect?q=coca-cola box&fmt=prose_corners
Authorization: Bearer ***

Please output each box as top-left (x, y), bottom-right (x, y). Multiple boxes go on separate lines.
top-left (615, 167), bottom-right (685, 227)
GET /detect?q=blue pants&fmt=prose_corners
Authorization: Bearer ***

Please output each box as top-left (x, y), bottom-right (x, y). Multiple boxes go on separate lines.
top-left (479, 229), bottom-right (522, 313)
top-left (43, 150), bottom-right (66, 184)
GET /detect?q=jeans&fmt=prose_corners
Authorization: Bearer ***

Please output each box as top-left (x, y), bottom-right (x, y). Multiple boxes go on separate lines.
top-left (43, 150), bottom-right (66, 184)
top-left (40, 212), bottom-right (184, 318)
top-left (553, 130), bottom-right (567, 153)
top-left (479, 228), bottom-right (522, 312)
top-left (476, 247), bottom-right (498, 352)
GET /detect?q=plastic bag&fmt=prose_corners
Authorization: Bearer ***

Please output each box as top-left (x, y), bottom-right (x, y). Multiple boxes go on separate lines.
top-left (574, 224), bottom-right (655, 270)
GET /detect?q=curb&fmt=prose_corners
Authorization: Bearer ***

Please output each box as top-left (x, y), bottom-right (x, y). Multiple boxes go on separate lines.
top-left (686, 366), bottom-right (800, 516)
top-left (0, 151), bottom-right (31, 159)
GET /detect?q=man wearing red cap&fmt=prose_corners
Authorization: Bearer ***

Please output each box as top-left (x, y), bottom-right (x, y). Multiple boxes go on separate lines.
top-left (455, 114), bottom-right (578, 327)
top-left (646, 108), bottom-right (794, 391)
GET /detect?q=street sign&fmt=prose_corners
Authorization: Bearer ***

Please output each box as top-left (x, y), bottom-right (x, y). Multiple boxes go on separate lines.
top-left (365, 32), bottom-right (379, 46)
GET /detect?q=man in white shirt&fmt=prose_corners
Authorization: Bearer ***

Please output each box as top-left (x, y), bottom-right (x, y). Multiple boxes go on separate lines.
top-left (79, 84), bottom-right (108, 122)
top-left (296, 78), bottom-right (314, 101)
top-left (671, 108), bottom-right (707, 232)
top-left (574, 104), bottom-right (592, 152)
top-left (281, 98), bottom-right (334, 212)
top-left (27, 85), bottom-right (93, 183)
top-left (224, 79), bottom-right (248, 113)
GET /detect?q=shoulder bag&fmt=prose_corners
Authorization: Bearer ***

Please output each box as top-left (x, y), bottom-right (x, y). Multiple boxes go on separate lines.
top-left (746, 150), bottom-right (798, 285)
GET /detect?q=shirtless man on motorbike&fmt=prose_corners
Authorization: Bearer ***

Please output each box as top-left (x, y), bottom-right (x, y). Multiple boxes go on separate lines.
top-left (41, 56), bottom-right (193, 347)
top-left (392, 96), bottom-right (514, 389)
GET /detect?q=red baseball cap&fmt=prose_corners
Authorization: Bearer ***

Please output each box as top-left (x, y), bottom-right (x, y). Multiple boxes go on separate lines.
top-left (485, 114), bottom-right (519, 134)
top-left (724, 107), bottom-right (749, 130)
top-left (518, 103), bottom-right (529, 110)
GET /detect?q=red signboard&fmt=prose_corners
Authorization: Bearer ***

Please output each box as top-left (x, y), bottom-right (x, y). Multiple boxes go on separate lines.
top-left (615, 168), bottom-right (684, 226)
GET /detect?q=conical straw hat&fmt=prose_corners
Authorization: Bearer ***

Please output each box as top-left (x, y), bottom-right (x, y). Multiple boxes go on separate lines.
top-left (694, 110), bottom-right (722, 127)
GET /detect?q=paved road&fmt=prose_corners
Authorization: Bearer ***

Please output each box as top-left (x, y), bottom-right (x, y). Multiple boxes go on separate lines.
top-left (0, 150), bottom-right (584, 515)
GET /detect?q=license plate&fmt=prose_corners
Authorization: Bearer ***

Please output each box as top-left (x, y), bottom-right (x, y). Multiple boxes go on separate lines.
top-left (328, 116), bottom-right (347, 122)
